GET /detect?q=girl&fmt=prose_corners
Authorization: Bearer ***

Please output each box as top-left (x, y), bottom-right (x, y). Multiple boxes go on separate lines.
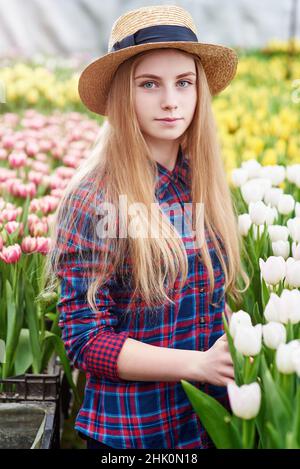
top-left (43, 4), bottom-right (248, 449)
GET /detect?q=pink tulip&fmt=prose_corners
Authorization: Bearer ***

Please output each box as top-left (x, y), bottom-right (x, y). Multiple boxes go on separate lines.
top-left (39, 140), bottom-right (52, 152)
top-left (31, 161), bottom-right (49, 174)
top-left (26, 142), bottom-right (39, 156)
top-left (8, 151), bottom-right (27, 169)
top-left (50, 188), bottom-right (64, 198)
top-left (40, 195), bottom-right (59, 215)
top-left (2, 135), bottom-right (15, 150)
top-left (29, 199), bottom-right (41, 213)
top-left (55, 166), bottom-right (75, 179)
top-left (0, 244), bottom-right (22, 263)
top-left (21, 236), bottom-right (38, 253)
top-left (63, 155), bottom-right (78, 168)
top-left (31, 220), bottom-right (48, 237)
top-left (0, 208), bottom-right (19, 223)
top-left (35, 152), bottom-right (47, 162)
top-left (5, 221), bottom-right (24, 236)
top-left (36, 237), bottom-right (52, 254)
top-left (28, 171), bottom-right (44, 185)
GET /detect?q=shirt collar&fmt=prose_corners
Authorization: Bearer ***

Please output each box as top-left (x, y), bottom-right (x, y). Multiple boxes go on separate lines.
top-left (155, 145), bottom-right (190, 199)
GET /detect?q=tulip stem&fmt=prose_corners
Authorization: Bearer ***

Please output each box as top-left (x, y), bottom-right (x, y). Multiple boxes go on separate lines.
top-left (242, 418), bottom-right (255, 449)
top-left (244, 356), bottom-right (252, 384)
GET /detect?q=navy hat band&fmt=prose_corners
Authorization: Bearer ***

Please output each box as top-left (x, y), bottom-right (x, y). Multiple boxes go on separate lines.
top-left (110, 24), bottom-right (198, 52)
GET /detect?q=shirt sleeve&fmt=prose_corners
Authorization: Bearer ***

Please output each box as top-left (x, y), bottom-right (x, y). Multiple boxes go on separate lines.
top-left (56, 193), bottom-right (131, 382)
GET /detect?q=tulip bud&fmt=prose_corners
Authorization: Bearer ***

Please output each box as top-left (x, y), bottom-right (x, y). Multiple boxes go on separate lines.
top-left (277, 194), bottom-right (295, 215)
top-left (227, 382), bottom-right (261, 420)
top-left (264, 292), bottom-right (288, 324)
top-left (234, 324), bottom-right (262, 356)
top-left (229, 310), bottom-right (252, 339)
top-left (287, 218), bottom-right (300, 243)
top-left (259, 256), bottom-right (286, 285)
top-left (264, 187), bottom-right (283, 208)
top-left (268, 225), bottom-right (289, 242)
top-left (249, 201), bottom-right (269, 225)
top-left (262, 322), bottom-right (286, 349)
top-left (280, 289), bottom-right (300, 324)
top-left (238, 214), bottom-right (252, 236)
top-left (276, 341), bottom-right (300, 374)
top-left (0, 244), bottom-right (22, 263)
top-left (241, 160), bottom-right (262, 178)
top-left (272, 240), bottom-right (290, 259)
top-left (285, 257), bottom-right (300, 288)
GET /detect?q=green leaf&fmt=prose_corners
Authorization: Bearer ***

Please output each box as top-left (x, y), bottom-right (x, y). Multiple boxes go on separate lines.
top-left (260, 355), bottom-right (292, 440)
top-left (266, 422), bottom-right (283, 448)
top-left (24, 279), bottom-right (42, 373)
top-left (43, 331), bottom-right (80, 404)
top-left (261, 277), bottom-right (270, 312)
top-left (3, 280), bottom-right (23, 378)
top-left (181, 380), bottom-right (242, 448)
top-left (14, 329), bottom-right (33, 375)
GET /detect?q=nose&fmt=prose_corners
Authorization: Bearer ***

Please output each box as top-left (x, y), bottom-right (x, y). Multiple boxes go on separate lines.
top-left (160, 85), bottom-right (178, 111)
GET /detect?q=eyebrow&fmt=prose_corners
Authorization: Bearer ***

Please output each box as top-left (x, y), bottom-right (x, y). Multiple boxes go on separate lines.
top-left (134, 72), bottom-right (196, 79)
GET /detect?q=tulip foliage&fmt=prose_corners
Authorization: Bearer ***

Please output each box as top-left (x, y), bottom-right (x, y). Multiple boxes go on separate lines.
top-left (182, 160), bottom-right (300, 448)
top-left (0, 110), bottom-right (99, 402)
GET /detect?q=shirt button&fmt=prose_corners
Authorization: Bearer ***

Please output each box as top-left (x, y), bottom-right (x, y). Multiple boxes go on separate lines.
top-left (199, 317), bottom-right (206, 324)
top-left (199, 287), bottom-right (205, 293)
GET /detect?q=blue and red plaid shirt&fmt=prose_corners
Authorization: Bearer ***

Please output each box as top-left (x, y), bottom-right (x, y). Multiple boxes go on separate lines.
top-left (56, 145), bottom-right (230, 449)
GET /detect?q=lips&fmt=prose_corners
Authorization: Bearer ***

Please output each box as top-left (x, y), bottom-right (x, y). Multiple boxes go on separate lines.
top-left (155, 118), bottom-right (181, 122)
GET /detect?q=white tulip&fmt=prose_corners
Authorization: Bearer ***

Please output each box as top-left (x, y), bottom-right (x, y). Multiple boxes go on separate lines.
top-left (241, 181), bottom-right (265, 205)
top-left (228, 382), bottom-right (261, 420)
top-left (280, 289), bottom-right (300, 324)
top-left (268, 225), bottom-right (289, 242)
top-left (264, 292), bottom-right (288, 323)
top-left (262, 322), bottom-right (286, 349)
top-left (295, 202), bottom-right (300, 218)
top-left (276, 341), bottom-right (300, 374)
top-left (241, 159), bottom-right (262, 178)
top-left (234, 324), bottom-right (262, 356)
top-left (277, 194), bottom-right (295, 215)
top-left (249, 201), bottom-right (269, 225)
top-left (265, 206), bottom-right (278, 225)
top-left (231, 168), bottom-right (248, 187)
top-left (259, 165), bottom-right (286, 186)
top-left (287, 218), bottom-right (300, 243)
top-left (272, 240), bottom-right (290, 259)
top-left (238, 213), bottom-right (252, 237)
top-left (264, 187), bottom-right (283, 208)
top-left (286, 164), bottom-right (300, 184)
top-left (285, 257), bottom-right (300, 288)
top-left (229, 310), bottom-right (252, 338)
top-left (259, 256), bottom-right (286, 286)
top-left (292, 242), bottom-right (300, 260)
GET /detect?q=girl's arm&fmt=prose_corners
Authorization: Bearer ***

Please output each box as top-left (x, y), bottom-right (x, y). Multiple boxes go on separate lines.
top-left (116, 338), bottom-right (206, 382)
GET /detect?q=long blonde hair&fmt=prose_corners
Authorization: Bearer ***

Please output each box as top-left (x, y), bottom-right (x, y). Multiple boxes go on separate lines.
top-left (40, 48), bottom-right (249, 317)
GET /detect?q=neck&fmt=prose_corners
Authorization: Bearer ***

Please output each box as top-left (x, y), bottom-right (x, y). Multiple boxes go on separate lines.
top-left (144, 137), bottom-right (180, 171)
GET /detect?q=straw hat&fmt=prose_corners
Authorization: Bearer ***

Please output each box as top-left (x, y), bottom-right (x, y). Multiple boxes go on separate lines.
top-left (78, 4), bottom-right (238, 116)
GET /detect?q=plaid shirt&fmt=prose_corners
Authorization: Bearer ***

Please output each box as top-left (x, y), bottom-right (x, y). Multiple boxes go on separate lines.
top-left (56, 146), bottom-right (230, 449)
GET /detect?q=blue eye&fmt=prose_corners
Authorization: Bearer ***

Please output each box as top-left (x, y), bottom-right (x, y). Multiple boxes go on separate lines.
top-left (140, 80), bottom-right (192, 89)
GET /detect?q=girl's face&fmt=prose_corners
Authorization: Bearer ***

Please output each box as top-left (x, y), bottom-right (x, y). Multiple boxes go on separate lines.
top-left (133, 49), bottom-right (197, 143)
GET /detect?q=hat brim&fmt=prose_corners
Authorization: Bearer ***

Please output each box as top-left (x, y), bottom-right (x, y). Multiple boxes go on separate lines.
top-left (78, 41), bottom-right (238, 115)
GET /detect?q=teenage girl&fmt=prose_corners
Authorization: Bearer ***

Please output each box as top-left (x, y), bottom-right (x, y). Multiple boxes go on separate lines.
top-left (45, 5), bottom-right (248, 450)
